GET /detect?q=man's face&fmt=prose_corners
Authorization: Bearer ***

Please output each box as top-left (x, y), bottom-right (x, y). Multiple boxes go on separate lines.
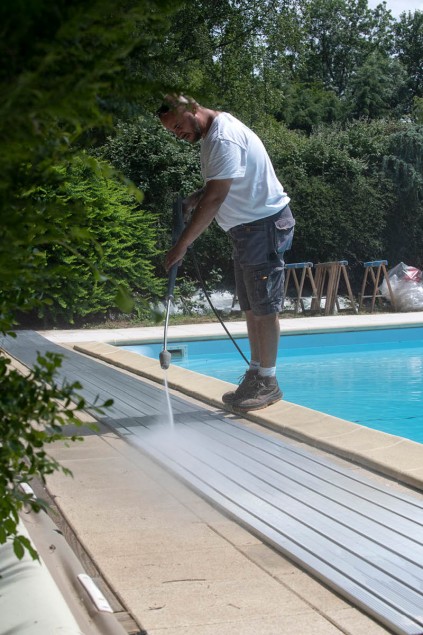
top-left (160, 109), bottom-right (202, 144)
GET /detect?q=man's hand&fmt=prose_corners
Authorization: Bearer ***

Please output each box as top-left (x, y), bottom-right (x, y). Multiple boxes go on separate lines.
top-left (165, 179), bottom-right (232, 272)
top-left (165, 241), bottom-right (188, 271)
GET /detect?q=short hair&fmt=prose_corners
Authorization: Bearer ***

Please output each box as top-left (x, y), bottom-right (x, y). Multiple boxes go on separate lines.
top-left (155, 103), bottom-right (171, 118)
top-left (155, 94), bottom-right (196, 118)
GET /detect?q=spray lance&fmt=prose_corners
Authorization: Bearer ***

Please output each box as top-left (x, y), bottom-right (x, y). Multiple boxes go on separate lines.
top-left (159, 193), bottom-right (249, 371)
top-left (159, 195), bottom-right (185, 370)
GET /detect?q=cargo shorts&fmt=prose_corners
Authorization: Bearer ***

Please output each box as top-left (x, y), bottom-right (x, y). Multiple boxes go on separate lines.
top-left (228, 206), bottom-right (294, 316)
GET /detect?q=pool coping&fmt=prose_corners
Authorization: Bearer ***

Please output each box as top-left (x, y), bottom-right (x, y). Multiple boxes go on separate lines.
top-left (39, 311), bottom-right (423, 345)
top-left (66, 312), bottom-right (423, 492)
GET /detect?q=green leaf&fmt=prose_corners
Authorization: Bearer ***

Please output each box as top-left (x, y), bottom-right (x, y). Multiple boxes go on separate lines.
top-left (13, 537), bottom-right (25, 560)
top-left (115, 285), bottom-right (134, 313)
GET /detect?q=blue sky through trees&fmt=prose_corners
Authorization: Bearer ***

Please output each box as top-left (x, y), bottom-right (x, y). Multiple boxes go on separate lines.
top-left (368, 0), bottom-right (423, 16)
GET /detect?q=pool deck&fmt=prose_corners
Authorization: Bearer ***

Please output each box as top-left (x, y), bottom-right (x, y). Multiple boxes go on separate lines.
top-left (2, 311), bottom-right (423, 635)
top-left (48, 311), bottom-right (423, 490)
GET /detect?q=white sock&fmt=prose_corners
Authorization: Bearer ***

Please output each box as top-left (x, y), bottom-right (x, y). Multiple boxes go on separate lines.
top-left (259, 366), bottom-right (276, 377)
top-left (249, 361), bottom-right (260, 371)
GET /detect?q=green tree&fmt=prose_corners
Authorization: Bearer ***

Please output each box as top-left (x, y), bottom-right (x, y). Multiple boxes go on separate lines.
top-left (394, 10), bottom-right (423, 111)
top-left (346, 51), bottom-right (407, 119)
top-left (412, 97), bottom-right (423, 123)
top-left (0, 0), bottom-right (178, 559)
top-left (382, 126), bottom-right (423, 267)
top-left (298, 0), bottom-right (394, 96)
top-left (1, 0), bottom-right (177, 332)
top-left (278, 82), bottom-right (343, 133)
top-left (26, 156), bottom-right (163, 325)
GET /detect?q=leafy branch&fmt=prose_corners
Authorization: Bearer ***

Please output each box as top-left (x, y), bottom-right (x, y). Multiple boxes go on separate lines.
top-left (0, 350), bottom-right (112, 560)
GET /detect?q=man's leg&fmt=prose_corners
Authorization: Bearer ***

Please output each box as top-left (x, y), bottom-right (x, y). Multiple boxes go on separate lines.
top-left (246, 310), bottom-right (280, 369)
top-left (231, 309), bottom-right (282, 411)
top-left (221, 275), bottom-right (260, 405)
top-left (245, 309), bottom-right (259, 362)
top-left (224, 212), bottom-right (290, 410)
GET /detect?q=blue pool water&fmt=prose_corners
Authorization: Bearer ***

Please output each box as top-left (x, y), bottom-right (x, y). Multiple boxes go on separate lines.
top-left (120, 327), bottom-right (423, 443)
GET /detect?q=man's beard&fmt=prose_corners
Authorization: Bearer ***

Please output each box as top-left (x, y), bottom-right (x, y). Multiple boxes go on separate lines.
top-left (192, 118), bottom-right (202, 143)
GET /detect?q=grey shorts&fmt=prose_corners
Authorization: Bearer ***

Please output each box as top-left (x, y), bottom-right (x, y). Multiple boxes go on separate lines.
top-left (228, 206), bottom-right (294, 315)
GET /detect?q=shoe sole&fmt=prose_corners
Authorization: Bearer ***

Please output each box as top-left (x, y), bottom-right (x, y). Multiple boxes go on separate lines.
top-left (231, 393), bottom-right (283, 412)
top-left (222, 395), bottom-right (236, 404)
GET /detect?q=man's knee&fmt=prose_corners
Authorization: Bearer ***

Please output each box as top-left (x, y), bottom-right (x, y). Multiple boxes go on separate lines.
top-left (251, 310), bottom-right (279, 324)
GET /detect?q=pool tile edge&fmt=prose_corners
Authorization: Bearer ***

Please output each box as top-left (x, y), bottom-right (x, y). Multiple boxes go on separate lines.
top-left (74, 341), bottom-right (423, 492)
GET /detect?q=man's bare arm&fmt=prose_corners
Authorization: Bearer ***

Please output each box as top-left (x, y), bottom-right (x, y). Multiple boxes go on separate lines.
top-left (165, 178), bottom-right (232, 271)
top-left (182, 187), bottom-right (205, 220)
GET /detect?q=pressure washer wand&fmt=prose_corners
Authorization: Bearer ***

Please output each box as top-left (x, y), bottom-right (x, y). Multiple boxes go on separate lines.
top-left (159, 196), bottom-right (185, 370)
top-left (160, 263), bottom-right (178, 369)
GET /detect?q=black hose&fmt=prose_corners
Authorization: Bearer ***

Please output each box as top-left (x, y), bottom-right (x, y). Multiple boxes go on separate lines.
top-left (190, 245), bottom-right (249, 366)
top-left (161, 193), bottom-right (249, 370)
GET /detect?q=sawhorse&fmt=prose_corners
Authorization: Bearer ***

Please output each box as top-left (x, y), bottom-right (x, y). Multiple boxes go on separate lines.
top-left (284, 262), bottom-right (317, 313)
top-left (311, 261), bottom-right (357, 315)
top-left (358, 260), bottom-right (397, 312)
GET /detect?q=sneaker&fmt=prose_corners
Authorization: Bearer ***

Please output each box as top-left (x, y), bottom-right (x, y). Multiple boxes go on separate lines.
top-left (232, 375), bottom-right (282, 411)
top-left (222, 368), bottom-right (259, 405)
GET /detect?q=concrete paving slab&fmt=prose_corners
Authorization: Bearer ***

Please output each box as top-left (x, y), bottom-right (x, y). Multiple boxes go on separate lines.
top-left (42, 426), bottom-right (393, 635)
top-left (80, 524), bottom-right (225, 556)
top-left (120, 576), bottom-right (310, 629)
top-left (329, 608), bottom-right (398, 635)
top-left (146, 612), bottom-right (344, 635)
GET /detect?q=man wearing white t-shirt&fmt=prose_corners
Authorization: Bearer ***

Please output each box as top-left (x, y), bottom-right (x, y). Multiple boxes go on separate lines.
top-left (158, 95), bottom-right (295, 411)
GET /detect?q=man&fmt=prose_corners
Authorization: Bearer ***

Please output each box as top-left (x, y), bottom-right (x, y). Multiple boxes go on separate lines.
top-left (157, 95), bottom-right (294, 411)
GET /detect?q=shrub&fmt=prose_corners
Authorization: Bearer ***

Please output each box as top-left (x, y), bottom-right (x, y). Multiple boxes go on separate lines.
top-left (24, 156), bottom-right (164, 325)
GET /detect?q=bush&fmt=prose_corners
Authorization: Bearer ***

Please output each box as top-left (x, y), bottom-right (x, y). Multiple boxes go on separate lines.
top-left (22, 156), bottom-right (164, 325)
top-left (0, 351), bottom-right (111, 559)
top-left (254, 117), bottom-right (403, 285)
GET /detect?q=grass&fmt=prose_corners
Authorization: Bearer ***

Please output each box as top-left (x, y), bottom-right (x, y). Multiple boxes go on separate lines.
top-left (20, 294), bottom-right (394, 331)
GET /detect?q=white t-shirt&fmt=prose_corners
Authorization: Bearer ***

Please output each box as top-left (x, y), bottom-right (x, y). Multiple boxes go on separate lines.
top-left (201, 112), bottom-right (291, 231)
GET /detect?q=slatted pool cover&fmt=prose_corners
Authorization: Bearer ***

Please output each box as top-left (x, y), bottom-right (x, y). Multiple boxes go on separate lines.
top-left (3, 331), bottom-right (423, 635)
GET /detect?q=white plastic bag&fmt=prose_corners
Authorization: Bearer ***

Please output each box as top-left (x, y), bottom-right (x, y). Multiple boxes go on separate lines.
top-left (380, 262), bottom-right (423, 311)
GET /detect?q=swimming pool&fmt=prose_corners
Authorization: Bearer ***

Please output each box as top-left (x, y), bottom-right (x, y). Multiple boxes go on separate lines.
top-left (120, 326), bottom-right (423, 443)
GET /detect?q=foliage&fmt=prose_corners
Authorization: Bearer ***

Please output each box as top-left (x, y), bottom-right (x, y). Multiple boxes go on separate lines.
top-left (277, 82), bottom-right (343, 133)
top-left (23, 156), bottom-right (163, 325)
top-left (346, 52), bottom-right (407, 120)
top-left (382, 126), bottom-right (423, 267)
top-left (252, 117), bottom-right (419, 283)
top-left (0, 0), bottom-right (179, 561)
top-left (100, 116), bottom-right (201, 226)
top-left (146, 1), bottom-right (421, 128)
top-left (290, 132), bottom-right (388, 268)
top-left (297, 0), bottom-right (394, 95)
top-left (394, 10), bottom-right (423, 111)
top-left (0, 351), bottom-right (112, 559)
top-left (0, 0), bottom-right (177, 334)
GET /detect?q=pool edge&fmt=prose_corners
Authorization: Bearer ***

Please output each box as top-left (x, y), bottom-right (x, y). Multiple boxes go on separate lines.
top-left (73, 341), bottom-right (423, 492)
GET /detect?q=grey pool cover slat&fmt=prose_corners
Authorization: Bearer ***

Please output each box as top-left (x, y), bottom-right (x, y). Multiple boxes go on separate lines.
top-left (2, 331), bottom-right (423, 635)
